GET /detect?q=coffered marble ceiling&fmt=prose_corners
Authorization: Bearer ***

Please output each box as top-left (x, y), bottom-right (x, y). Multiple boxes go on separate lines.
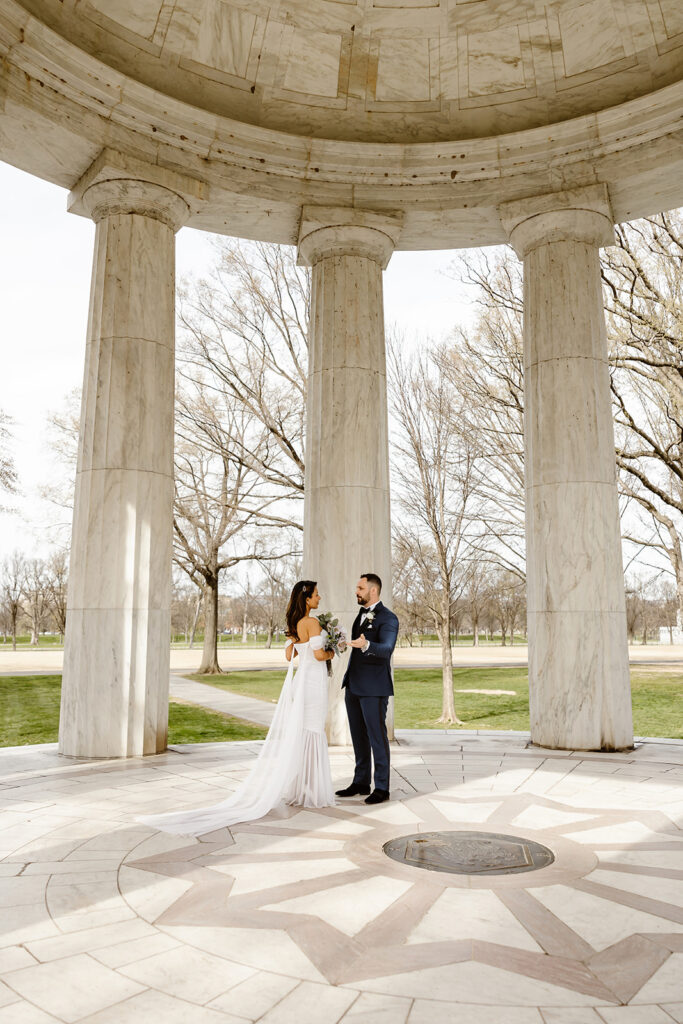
top-left (1, 0), bottom-right (683, 246)
top-left (16, 0), bottom-right (683, 143)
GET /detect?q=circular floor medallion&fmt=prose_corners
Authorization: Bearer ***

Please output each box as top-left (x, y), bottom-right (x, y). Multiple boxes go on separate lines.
top-left (383, 830), bottom-right (556, 876)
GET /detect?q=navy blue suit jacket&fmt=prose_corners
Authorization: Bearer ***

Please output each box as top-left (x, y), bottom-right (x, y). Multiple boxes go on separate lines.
top-left (342, 602), bottom-right (399, 697)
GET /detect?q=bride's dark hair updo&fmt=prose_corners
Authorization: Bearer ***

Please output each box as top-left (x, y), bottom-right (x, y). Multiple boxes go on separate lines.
top-left (285, 580), bottom-right (317, 640)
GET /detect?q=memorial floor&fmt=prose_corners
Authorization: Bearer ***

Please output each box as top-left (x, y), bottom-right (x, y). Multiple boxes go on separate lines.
top-left (1, 733), bottom-right (682, 1024)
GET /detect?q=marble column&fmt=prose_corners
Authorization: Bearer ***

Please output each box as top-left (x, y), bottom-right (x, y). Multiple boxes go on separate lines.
top-left (298, 207), bottom-right (402, 745)
top-left (59, 152), bottom-right (202, 758)
top-left (500, 185), bottom-right (633, 751)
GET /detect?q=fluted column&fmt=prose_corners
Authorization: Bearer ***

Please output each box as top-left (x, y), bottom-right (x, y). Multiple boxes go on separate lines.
top-left (500, 185), bottom-right (633, 752)
top-left (298, 207), bottom-right (402, 744)
top-left (59, 152), bottom-right (203, 758)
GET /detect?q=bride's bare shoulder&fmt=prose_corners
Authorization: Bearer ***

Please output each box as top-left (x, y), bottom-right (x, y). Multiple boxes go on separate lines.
top-left (297, 615), bottom-right (322, 639)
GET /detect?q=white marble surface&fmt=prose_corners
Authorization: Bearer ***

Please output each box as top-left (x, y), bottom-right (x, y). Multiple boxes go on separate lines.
top-left (2, 735), bottom-right (683, 1021)
top-left (3, 0), bottom-right (683, 254)
top-left (501, 188), bottom-right (632, 753)
top-left (59, 171), bottom-right (188, 759)
top-left (299, 211), bottom-right (399, 745)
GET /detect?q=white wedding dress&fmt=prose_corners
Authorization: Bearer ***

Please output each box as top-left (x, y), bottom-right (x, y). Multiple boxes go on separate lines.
top-left (137, 632), bottom-right (335, 837)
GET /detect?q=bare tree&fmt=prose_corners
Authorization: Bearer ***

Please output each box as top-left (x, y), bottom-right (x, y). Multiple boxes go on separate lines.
top-left (390, 346), bottom-right (485, 724)
top-left (489, 571), bottom-right (526, 646)
top-left (173, 383), bottom-right (298, 673)
top-left (625, 576), bottom-right (660, 644)
top-left (22, 558), bottom-right (49, 647)
top-left (0, 409), bottom-right (18, 510)
top-left (251, 557), bottom-right (298, 648)
top-left (171, 579), bottom-right (203, 645)
top-left (658, 579), bottom-right (680, 641)
top-left (45, 549), bottom-right (69, 641)
top-left (239, 579), bottom-right (251, 644)
top-left (445, 227), bottom-right (683, 624)
top-left (392, 538), bottom-right (429, 646)
top-left (465, 559), bottom-right (493, 647)
top-left (40, 388), bottom-right (81, 542)
top-left (1, 552), bottom-right (25, 650)
top-left (178, 239), bottom-right (308, 506)
top-left (440, 249), bottom-right (526, 578)
top-left (602, 214), bottom-right (683, 622)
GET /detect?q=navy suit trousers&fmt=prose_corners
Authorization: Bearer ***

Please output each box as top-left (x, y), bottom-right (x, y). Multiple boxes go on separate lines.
top-left (345, 688), bottom-right (390, 791)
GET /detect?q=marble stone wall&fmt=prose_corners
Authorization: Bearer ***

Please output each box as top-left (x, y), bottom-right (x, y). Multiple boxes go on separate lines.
top-left (501, 186), bottom-right (634, 753)
top-left (299, 208), bottom-right (402, 745)
top-left (21, 0), bottom-right (683, 143)
top-left (59, 167), bottom-right (191, 759)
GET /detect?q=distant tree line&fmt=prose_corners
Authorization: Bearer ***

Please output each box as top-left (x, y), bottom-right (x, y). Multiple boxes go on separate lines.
top-left (0, 550), bottom-right (68, 648)
top-left (3, 554), bottom-right (676, 655)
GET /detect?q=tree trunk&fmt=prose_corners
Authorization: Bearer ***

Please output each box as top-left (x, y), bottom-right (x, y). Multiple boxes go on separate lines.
top-left (265, 623), bottom-right (273, 649)
top-left (472, 616), bottom-right (479, 646)
top-left (437, 596), bottom-right (463, 725)
top-left (188, 591), bottom-right (201, 649)
top-left (198, 577), bottom-right (221, 674)
top-left (241, 608), bottom-right (248, 643)
top-left (665, 520), bottom-right (683, 628)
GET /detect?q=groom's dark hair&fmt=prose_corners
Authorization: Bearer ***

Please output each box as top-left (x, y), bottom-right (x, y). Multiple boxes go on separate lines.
top-left (361, 572), bottom-right (382, 594)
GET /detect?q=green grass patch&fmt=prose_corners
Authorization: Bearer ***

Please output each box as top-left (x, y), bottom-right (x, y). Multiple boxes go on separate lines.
top-left (0, 635), bottom-right (64, 647)
top-left (0, 676), bottom-right (267, 747)
top-left (167, 702), bottom-right (267, 743)
top-left (194, 666), bottom-right (683, 738)
top-left (2, 668), bottom-right (681, 747)
top-left (0, 675), bottom-right (62, 745)
top-left (188, 671), bottom-right (287, 703)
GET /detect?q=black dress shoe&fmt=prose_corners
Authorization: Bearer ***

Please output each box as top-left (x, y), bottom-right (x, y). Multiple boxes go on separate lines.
top-left (335, 783), bottom-right (371, 797)
top-left (364, 789), bottom-right (390, 804)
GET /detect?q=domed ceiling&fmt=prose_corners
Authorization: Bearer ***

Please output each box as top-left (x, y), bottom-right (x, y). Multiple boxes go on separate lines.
top-left (1, 0), bottom-right (683, 246)
top-left (14, 0), bottom-right (683, 143)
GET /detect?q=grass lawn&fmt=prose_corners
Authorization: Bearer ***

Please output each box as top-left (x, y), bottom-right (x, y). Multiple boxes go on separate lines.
top-left (0, 635), bottom-right (65, 648)
top-left (192, 666), bottom-right (683, 739)
top-left (0, 676), bottom-right (267, 747)
top-left (3, 668), bottom-right (681, 747)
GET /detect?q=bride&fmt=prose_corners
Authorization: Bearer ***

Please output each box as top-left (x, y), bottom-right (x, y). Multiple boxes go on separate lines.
top-left (137, 579), bottom-right (336, 836)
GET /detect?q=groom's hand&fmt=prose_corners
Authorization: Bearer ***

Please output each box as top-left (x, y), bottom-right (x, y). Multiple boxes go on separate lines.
top-left (349, 634), bottom-right (368, 650)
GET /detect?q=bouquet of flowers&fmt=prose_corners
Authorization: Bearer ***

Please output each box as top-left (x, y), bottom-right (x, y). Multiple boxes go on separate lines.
top-left (316, 612), bottom-right (348, 676)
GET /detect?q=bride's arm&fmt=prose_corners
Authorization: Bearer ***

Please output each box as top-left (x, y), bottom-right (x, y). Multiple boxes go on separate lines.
top-left (285, 639), bottom-right (298, 663)
top-left (307, 621), bottom-right (334, 662)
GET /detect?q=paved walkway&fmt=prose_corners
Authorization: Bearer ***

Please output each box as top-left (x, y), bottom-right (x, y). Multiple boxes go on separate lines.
top-left (1, 644), bottom-right (682, 674)
top-left (1, 735), bottom-right (683, 1023)
top-left (170, 675), bottom-right (277, 728)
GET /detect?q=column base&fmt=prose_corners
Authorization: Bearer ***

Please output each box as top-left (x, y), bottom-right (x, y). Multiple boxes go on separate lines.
top-left (59, 607), bottom-right (170, 759)
top-left (528, 609), bottom-right (633, 752)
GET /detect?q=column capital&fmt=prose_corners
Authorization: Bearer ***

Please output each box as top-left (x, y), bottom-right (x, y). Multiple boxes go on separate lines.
top-left (499, 184), bottom-right (614, 259)
top-left (297, 206), bottom-right (403, 269)
top-left (67, 148), bottom-right (207, 231)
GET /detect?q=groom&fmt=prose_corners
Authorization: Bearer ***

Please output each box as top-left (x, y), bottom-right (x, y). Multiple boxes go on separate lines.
top-left (336, 573), bottom-right (399, 805)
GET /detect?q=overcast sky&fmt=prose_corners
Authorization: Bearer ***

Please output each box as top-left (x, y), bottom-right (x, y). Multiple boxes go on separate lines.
top-left (0, 160), bottom-right (478, 561)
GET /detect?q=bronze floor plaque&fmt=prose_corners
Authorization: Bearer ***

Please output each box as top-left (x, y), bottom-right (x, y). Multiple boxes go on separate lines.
top-left (383, 830), bottom-right (555, 876)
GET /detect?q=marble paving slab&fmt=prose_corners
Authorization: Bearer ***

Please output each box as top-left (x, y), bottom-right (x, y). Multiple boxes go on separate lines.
top-left (1, 735), bottom-right (683, 1023)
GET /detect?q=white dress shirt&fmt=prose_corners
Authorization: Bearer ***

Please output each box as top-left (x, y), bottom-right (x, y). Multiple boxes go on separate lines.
top-left (359, 602), bottom-right (378, 653)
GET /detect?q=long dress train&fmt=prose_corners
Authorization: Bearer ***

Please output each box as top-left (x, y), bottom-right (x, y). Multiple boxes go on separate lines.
top-left (136, 633), bottom-right (335, 836)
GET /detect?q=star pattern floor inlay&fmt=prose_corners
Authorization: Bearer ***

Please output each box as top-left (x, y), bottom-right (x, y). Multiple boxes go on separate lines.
top-left (1, 734), bottom-right (683, 1023)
